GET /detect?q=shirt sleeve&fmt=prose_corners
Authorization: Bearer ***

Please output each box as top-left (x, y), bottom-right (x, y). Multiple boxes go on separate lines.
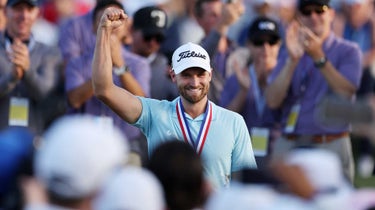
top-left (231, 114), bottom-right (257, 172)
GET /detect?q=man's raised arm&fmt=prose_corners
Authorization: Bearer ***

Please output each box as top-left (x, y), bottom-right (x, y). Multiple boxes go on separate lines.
top-left (92, 7), bottom-right (142, 124)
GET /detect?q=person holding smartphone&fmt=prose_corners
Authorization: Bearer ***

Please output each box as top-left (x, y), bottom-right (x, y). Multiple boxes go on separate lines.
top-left (265, 0), bottom-right (363, 183)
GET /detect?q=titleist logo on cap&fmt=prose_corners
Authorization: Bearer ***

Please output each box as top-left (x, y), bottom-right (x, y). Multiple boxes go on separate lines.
top-left (258, 21), bottom-right (276, 31)
top-left (177, 50), bottom-right (206, 62)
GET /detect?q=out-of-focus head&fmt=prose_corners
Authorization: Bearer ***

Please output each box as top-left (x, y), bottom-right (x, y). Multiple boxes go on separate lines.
top-left (297, 0), bottom-right (333, 38)
top-left (6, 0), bottom-right (38, 7)
top-left (34, 115), bottom-right (128, 202)
top-left (194, 0), bottom-right (222, 35)
top-left (298, 0), bottom-right (330, 10)
top-left (130, 5), bottom-right (167, 57)
top-left (284, 147), bottom-right (352, 193)
top-left (93, 166), bottom-right (165, 210)
top-left (284, 147), bottom-right (354, 209)
top-left (247, 16), bottom-right (280, 44)
top-left (172, 42), bottom-right (211, 75)
top-left (132, 6), bottom-right (167, 43)
top-left (276, 0), bottom-right (297, 23)
top-left (342, 0), bottom-right (373, 28)
top-left (247, 16), bottom-right (281, 71)
top-left (250, 0), bottom-right (277, 16)
top-left (148, 141), bottom-right (206, 210)
top-left (5, 0), bottom-right (40, 40)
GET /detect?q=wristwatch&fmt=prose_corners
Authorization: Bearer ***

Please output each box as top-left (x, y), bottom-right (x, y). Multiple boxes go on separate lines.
top-left (113, 65), bottom-right (130, 76)
top-left (313, 57), bottom-right (328, 69)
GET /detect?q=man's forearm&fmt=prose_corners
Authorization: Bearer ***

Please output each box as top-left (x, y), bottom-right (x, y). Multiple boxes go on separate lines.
top-left (92, 27), bottom-right (113, 99)
top-left (265, 58), bottom-right (298, 108)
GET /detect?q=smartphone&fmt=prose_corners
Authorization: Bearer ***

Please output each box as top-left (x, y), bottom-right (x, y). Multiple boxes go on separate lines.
top-left (316, 96), bottom-right (374, 125)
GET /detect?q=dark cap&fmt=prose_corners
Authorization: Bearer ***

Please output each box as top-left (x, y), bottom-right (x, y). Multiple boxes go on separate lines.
top-left (247, 16), bottom-right (280, 42)
top-left (7, 0), bottom-right (39, 7)
top-left (298, 0), bottom-right (330, 9)
top-left (132, 6), bottom-right (167, 38)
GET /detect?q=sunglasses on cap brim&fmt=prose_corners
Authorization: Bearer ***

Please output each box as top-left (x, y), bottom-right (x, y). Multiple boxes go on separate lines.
top-left (300, 5), bottom-right (329, 16)
top-left (251, 37), bottom-right (280, 47)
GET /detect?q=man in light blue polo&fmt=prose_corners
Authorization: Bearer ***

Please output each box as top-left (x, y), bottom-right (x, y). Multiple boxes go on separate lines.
top-left (91, 7), bottom-right (257, 189)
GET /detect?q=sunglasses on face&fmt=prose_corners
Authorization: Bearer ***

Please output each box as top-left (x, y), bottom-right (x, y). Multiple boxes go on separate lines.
top-left (300, 5), bottom-right (328, 16)
top-left (143, 34), bottom-right (165, 43)
top-left (251, 38), bottom-right (279, 47)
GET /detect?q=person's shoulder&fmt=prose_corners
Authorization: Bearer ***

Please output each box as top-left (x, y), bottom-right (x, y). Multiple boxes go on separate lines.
top-left (60, 10), bottom-right (93, 29)
top-left (139, 96), bottom-right (177, 107)
top-left (212, 102), bottom-right (244, 120)
top-left (124, 49), bottom-right (148, 64)
top-left (332, 33), bottom-right (361, 50)
top-left (32, 41), bottom-right (62, 58)
top-left (326, 34), bottom-right (361, 59)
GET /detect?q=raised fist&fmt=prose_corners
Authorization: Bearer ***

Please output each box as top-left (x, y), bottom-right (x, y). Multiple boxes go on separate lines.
top-left (99, 7), bottom-right (128, 31)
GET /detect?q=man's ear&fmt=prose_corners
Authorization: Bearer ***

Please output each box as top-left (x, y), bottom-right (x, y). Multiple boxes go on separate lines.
top-left (169, 68), bottom-right (177, 82)
top-left (208, 68), bottom-right (213, 82)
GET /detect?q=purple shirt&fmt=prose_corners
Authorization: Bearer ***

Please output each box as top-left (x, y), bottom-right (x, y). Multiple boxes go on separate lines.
top-left (220, 71), bottom-right (280, 132)
top-left (268, 33), bottom-right (362, 135)
top-left (58, 11), bottom-right (95, 62)
top-left (65, 47), bottom-right (151, 140)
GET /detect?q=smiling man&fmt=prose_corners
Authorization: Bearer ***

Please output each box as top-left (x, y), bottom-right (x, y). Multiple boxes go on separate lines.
top-left (91, 7), bottom-right (257, 189)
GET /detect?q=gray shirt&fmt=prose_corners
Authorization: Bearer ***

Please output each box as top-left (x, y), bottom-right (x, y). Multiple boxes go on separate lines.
top-left (0, 32), bottom-right (63, 135)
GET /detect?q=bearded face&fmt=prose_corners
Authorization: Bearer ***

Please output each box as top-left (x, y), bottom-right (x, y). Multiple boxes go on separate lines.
top-left (178, 79), bottom-right (210, 104)
top-left (174, 68), bottom-right (211, 104)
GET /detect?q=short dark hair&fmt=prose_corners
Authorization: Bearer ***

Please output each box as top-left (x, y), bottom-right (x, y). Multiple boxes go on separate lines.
top-left (194, 0), bottom-right (220, 18)
top-left (147, 140), bottom-right (206, 210)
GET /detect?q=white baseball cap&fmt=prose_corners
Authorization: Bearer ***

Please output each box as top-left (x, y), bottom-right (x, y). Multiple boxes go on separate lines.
top-left (205, 183), bottom-right (316, 210)
top-left (172, 42), bottom-right (211, 75)
top-left (93, 166), bottom-right (166, 210)
top-left (284, 148), bottom-right (352, 193)
top-left (35, 115), bottom-right (129, 199)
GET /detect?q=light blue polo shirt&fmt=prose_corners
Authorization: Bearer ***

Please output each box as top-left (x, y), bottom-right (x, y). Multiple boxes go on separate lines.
top-left (133, 97), bottom-right (257, 188)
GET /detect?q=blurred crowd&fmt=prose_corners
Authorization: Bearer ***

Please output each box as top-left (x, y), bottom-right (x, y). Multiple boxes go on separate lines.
top-left (1, 0), bottom-right (375, 209)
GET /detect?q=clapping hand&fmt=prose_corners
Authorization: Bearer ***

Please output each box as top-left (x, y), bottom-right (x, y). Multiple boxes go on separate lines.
top-left (298, 24), bottom-right (324, 60)
top-left (285, 20), bottom-right (304, 62)
top-left (227, 48), bottom-right (251, 90)
top-left (8, 38), bottom-right (30, 80)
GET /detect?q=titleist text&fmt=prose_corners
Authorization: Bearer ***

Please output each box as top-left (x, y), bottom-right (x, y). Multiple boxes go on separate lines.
top-left (177, 50), bottom-right (206, 62)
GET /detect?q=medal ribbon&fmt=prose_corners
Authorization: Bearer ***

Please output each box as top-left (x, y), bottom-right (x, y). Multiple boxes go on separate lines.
top-left (176, 98), bottom-right (212, 155)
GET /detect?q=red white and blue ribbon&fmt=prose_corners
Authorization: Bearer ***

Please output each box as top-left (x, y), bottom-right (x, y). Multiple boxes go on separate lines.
top-left (176, 99), bottom-right (212, 155)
